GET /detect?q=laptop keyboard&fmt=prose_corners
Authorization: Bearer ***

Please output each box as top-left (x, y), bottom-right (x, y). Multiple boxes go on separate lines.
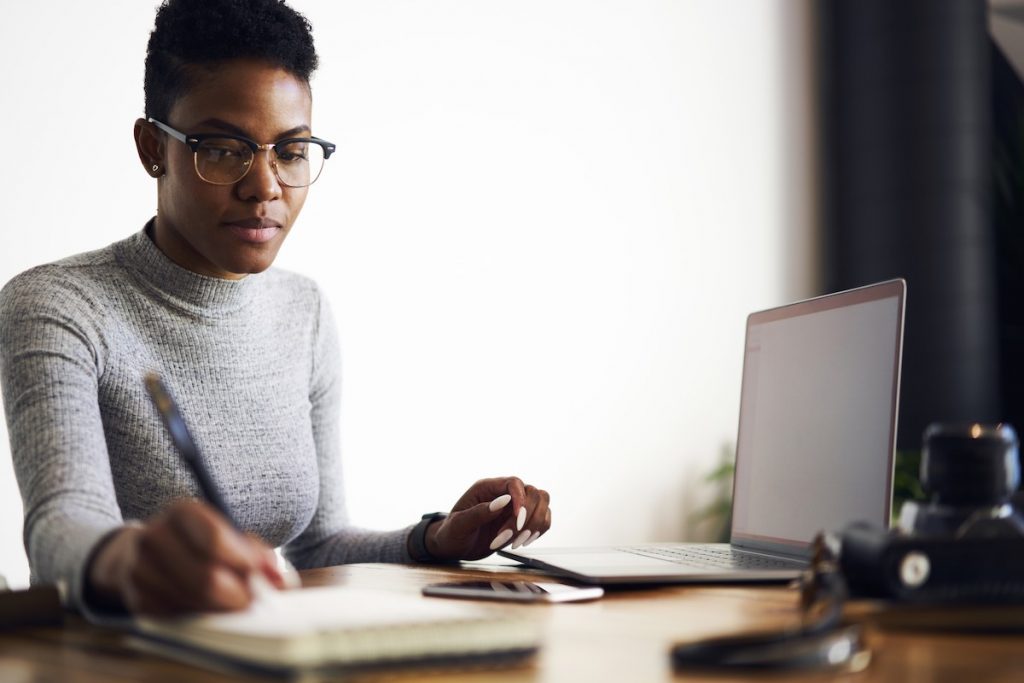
top-left (617, 545), bottom-right (803, 571)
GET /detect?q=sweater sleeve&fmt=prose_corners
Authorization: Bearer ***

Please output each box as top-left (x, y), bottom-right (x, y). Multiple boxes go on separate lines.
top-left (282, 287), bottom-right (415, 569)
top-left (0, 268), bottom-right (124, 612)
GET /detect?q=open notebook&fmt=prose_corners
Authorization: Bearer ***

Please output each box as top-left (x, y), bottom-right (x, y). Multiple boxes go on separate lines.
top-left (127, 585), bottom-right (540, 675)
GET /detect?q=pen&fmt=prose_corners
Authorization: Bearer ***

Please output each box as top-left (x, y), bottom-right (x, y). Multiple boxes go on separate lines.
top-left (144, 372), bottom-right (300, 591)
top-left (145, 372), bottom-right (239, 527)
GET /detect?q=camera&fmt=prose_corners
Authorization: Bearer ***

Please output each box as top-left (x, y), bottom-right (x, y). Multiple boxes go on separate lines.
top-left (836, 423), bottom-right (1024, 603)
top-left (899, 423), bottom-right (1024, 537)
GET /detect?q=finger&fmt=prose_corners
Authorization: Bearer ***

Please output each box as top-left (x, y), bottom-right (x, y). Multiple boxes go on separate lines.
top-left (136, 523), bottom-right (253, 611)
top-left (522, 486), bottom-right (549, 528)
top-left (129, 529), bottom-right (252, 615)
top-left (134, 522), bottom-right (208, 611)
top-left (125, 562), bottom-right (190, 615)
top-left (276, 553), bottom-right (303, 590)
top-left (501, 477), bottom-right (528, 530)
top-left (449, 477), bottom-right (516, 511)
top-left (444, 495), bottom-right (514, 537)
top-left (488, 527), bottom-right (516, 551)
top-left (165, 500), bottom-right (259, 574)
top-left (445, 480), bottom-right (520, 536)
top-left (134, 513), bottom-right (222, 611)
top-left (430, 497), bottom-right (523, 560)
top-left (455, 477), bottom-right (523, 512)
top-left (510, 487), bottom-right (539, 548)
top-left (130, 553), bottom-right (252, 613)
top-left (537, 489), bottom-right (552, 528)
top-left (512, 487), bottom-right (550, 549)
top-left (246, 534), bottom-right (287, 590)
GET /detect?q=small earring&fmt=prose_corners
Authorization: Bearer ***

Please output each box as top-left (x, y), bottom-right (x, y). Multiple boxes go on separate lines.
top-left (151, 164), bottom-right (160, 172)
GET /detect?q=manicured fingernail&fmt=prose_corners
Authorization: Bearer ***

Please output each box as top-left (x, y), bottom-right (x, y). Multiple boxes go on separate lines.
top-left (248, 572), bottom-right (280, 603)
top-left (279, 560), bottom-right (302, 590)
top-left (511, 529), bottom-right (532, 549)
top-left (489, 494), bottom-right (512, 512)
top-left (524, 531), bottom-right (541, 547)
top-left (281, 569), bottom-right (302, 590)
top-left (516, 507), bottom-right (527, 531)
top-left (489, 528), bottom-right (515, 550)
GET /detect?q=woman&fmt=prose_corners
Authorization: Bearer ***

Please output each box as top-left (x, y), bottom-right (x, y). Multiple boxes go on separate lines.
top-left (0, 0), bottom-right (550, 616)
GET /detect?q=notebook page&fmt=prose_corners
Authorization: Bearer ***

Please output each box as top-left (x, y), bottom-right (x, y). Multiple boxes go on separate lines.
top-left (144, 585), bottom-right (506, 638)
top-left (132, 584), bottom-right (541, 669)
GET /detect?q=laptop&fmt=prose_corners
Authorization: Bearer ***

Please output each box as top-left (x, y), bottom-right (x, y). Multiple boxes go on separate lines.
top-left (501, 279), bottom-right (906, 584)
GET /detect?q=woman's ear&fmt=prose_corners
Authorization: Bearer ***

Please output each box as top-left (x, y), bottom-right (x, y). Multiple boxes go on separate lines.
top-left (134, 118), bottom-right (165, 178)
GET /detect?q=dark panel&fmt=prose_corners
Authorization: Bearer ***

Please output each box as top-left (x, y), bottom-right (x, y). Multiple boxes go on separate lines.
top-left (992, 43), bottom-right (1024, 436)
top-left (818, 0), bottom-right (999, 449)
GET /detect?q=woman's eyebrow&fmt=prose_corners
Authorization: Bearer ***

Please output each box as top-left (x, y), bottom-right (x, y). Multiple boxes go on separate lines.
top-left (192, 118), bottom-right (312, 139)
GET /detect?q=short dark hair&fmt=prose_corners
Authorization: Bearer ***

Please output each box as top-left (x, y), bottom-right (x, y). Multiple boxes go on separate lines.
top-left (144, 0), bottom-right (319, 121)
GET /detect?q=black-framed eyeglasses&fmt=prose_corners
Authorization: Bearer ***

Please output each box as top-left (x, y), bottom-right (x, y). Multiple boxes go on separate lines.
top-left (148, 118), bottom-right (336, 188)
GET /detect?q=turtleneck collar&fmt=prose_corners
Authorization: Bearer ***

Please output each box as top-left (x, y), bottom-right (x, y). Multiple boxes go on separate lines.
top-left (113, 220), bottom-right (260, 316)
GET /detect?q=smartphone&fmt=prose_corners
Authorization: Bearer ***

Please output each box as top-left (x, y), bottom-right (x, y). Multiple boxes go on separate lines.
top-left (422, 580), bottom-right (604, 603)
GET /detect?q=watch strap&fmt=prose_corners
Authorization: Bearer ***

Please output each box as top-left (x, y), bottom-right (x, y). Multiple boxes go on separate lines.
top-left (409, 512), bottom-right (450, 563)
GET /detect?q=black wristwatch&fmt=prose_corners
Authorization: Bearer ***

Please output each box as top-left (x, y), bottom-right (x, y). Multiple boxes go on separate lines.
top-left (409, 512), bottom-right (450, 563)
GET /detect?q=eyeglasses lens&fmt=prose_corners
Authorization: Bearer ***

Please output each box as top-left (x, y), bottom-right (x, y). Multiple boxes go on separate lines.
top-left (274, 140), bottom-right (325, 187)
top-left (195, 138), bottom-right (249, 184)
top-left (194, 138), bottom-right (326, 187)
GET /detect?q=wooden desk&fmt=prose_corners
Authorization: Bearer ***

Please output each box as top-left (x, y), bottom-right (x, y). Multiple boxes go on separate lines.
top-left (0, 562), bottom-right (1022, 682)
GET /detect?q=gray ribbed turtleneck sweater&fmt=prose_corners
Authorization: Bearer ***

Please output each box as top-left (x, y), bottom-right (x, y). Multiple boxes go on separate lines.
top-left (0, 225), bottom-right (414, 612)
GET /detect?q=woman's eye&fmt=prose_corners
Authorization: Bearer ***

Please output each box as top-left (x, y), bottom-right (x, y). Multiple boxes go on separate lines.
top-left (276, 144), bottom-right (309, 163)
top-left (199, 141), bottom-right (246, 162)
top-left (208, 148), bottom-right (239, 160)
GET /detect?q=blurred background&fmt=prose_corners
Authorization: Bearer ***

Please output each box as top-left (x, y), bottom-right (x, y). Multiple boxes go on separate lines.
top-left (1, 0), bottom-right (1019, 588)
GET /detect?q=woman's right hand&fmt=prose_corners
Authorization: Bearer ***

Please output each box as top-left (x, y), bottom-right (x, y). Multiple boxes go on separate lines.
top-left (85, 499), bottom-right (285, 615)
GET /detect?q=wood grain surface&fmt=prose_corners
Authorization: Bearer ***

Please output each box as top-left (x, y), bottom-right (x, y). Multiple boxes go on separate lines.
top-left (0, 562), bottom-right (1021, 682)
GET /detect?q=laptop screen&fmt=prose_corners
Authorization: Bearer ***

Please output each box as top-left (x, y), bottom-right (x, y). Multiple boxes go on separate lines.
top-left (729, 280), bottom-right (905, 556)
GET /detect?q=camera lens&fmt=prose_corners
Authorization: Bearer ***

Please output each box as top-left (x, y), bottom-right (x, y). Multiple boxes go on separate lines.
top-left (921, 423), bottom-right (1020, 506)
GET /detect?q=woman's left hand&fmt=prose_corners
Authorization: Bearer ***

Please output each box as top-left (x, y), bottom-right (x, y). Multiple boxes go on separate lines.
top-left (425, 477), bottom-right (551, 561)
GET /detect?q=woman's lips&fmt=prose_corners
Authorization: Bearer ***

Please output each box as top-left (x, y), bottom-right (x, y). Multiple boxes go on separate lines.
top-left (223, 218), bottom-right (282, 244)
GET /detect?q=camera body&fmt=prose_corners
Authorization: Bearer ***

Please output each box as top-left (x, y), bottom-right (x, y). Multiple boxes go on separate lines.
top-left (838, 423), bottom-right (1024, 603)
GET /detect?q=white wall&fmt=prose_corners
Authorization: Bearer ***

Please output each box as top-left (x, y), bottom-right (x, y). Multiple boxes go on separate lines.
top-left (0, 1), bottom-right (814, 588)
